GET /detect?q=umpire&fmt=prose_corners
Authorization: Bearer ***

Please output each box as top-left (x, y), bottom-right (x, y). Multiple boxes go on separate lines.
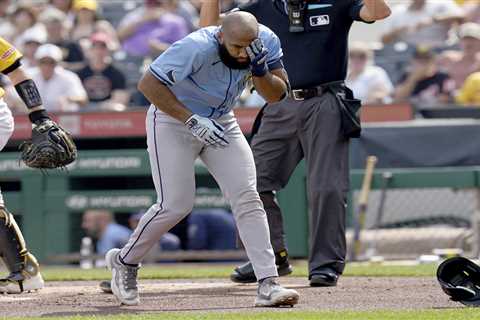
top-left (200, 0), bottom-right (390, 286)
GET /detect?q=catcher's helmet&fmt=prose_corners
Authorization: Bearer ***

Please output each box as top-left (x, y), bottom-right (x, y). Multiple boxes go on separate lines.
top-left (437, 257), bottom-right (480, 306)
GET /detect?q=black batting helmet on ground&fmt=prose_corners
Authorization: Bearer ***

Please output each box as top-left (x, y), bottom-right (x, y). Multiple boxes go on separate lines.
top-left (437, 256), bottom-right (480, 306)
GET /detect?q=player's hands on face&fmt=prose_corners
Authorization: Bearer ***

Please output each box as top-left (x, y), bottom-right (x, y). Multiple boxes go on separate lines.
top-left (185, 114), bottom-right (229, 148)
top-left (246, 38), bottom-right (269, 77)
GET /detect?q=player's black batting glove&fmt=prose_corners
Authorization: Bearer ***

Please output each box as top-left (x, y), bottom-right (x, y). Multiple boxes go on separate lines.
top-left (185, 114), bottom-right (229, 148)
top-left (246, 38), bottom-right (269, 77)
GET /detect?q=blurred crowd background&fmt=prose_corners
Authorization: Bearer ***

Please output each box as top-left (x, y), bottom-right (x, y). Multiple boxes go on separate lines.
top-left (0, 0), bottom-right (478, 116)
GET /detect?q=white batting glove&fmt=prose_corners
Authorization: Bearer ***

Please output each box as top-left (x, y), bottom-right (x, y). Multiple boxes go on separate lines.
top-left (185, 114), bottom-right (229, 148)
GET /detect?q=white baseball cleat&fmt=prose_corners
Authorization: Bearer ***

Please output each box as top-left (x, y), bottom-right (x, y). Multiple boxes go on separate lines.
top-left (255, 277), bottom-right (299, 307)
top-left (0, 253), bottom-right (45, 294)
top-left (105, 248), bottom-right (140, 306)
top-left (0, 272), bottom-right (44, 294)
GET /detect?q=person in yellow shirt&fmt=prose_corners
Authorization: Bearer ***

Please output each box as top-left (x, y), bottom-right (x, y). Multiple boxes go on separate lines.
top-left (456, 72), bottom-right (480, 105)
top-left (0, 36), bottom-right (62, 294)
top-left (455, 0), bottom-right (477, 6)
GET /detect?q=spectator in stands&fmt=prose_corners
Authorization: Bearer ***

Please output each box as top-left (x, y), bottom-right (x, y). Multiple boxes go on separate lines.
top-left (468, 5), bottom-right (480, 24)
top-left (163, 0), bottom-right (199, 32)
top-left (117, 0), bottom-right (189, 57)
top-left (382, 0), bottom-right (464, 48)
top-left (10, 5), bottom-right (47, 48)
top-left (438, 23), bottom-right (480, 90)
top-left (190, 0), bottom-right (241, 13)
top-left (48, 0), bottom-right (75, 26)
top-left (460, 1), bottom-right (480, 24)
top-left (30, 44), bottom-right (88, 112)
top-left (19, 29), bottom-right (47, 72)
top-left (19, 0), bottom-right (49, 15)
top-left (40, 7), bottom-right (85, 70)
top-left (0, 0), bottom-right (13, 39)
top-left (76, 32), bottom-right (129, 111)
top-left (187, 209), bottom-right (236, 251)
top-left (395, 46), bottom-right (455, 106)
top-left (81, 209), bottom-right (131, 255)
top-left (456, 72), bottom-right (480, 105)
top-left (346, 42), bottom-right (393, 104)
top-left (129, 211), bottom-right (181, 251)
top-left (70, 0), bottom-right (119, 50)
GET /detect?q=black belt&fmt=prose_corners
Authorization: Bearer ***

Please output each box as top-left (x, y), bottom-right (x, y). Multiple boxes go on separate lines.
top-left (290, 81), bottom-right (345, 101)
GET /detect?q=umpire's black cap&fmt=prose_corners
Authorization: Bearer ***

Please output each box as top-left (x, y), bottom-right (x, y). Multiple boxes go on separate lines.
top-left (437, 256), bottom-right (480, 306)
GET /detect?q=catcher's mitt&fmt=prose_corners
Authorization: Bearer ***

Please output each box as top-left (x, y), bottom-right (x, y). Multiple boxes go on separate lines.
top-left (20, 120), bottom-right (77, 169)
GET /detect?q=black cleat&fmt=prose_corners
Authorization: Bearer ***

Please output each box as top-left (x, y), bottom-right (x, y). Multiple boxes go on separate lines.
top-left (99, 280), bottom-right (113, 294)
top-left (309, 268), bottom-right (339, 287)
top-left (230, 261), bottom-right (293, 284)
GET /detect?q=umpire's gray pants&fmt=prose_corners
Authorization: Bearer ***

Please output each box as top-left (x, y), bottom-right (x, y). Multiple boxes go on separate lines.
top-left (252, 92), bottom-right (349, 275)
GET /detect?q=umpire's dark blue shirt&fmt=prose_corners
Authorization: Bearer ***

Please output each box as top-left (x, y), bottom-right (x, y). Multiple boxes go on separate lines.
top-left (239, 0), bottom-right (371, 89)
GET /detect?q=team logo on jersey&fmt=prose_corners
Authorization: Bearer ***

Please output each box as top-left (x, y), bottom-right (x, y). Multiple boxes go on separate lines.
top-left (166, 70), bottom-right (176, 84)
top-left (1, 47), bottom-right (15, 60)
top-left (310, 15), bottom-right (330, 27)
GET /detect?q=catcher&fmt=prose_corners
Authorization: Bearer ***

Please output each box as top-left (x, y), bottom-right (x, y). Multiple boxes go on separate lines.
top-left (0, 37), bottom-right (76, 294)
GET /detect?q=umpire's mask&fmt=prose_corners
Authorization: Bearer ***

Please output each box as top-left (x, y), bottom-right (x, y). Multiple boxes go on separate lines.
top-left (437, 257), bottom-right (480, 306)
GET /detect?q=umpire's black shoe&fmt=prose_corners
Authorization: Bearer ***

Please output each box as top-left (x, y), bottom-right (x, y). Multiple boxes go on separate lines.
top-left (230, 261), bottom-right (293, 284)
top-left (309, 268), bottom-right (339, 287)
top-left (99, 280), bottom-right (113, 294)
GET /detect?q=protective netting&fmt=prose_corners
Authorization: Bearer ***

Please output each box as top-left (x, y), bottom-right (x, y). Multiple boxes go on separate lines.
top-left (349, 188), bottom-right (477, 259)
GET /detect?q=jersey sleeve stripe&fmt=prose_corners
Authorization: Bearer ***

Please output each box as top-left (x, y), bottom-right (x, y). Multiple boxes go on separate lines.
top-left (149, 67), bottom-right (174, 86)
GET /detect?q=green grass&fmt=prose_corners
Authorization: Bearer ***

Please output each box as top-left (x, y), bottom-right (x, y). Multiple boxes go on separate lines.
top-left (40, 261), bottom-right (438, 281)
top-left (5, 309), bottom-right (479, 320)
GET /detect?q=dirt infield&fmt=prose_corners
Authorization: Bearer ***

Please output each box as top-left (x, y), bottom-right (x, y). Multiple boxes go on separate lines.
top-left (0, 277), bottom-right (460, 317)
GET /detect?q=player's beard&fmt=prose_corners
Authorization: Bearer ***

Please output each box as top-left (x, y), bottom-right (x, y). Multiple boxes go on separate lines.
top-left (218, 43), bottom-right (251, 70)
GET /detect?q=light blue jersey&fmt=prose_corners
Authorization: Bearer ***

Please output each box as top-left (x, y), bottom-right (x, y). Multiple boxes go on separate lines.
top-left (149, 25), bottom-right (283, 119)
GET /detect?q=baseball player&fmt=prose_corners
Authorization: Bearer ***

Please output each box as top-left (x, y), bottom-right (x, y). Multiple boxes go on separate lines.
top-left (201, 0), bottom-right (391, 287)
top-left (105, 12), bottom-right (299, 307)
top-left (0, 37), bottom-right (76, 294)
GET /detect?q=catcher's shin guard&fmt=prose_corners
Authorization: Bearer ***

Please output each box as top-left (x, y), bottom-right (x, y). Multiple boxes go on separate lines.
top-left (0, 208), bottom-right (28, 273)
top-left (0, 207), bottom-right (36, 292)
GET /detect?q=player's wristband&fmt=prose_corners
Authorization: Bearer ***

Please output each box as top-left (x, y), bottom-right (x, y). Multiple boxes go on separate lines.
top-left (15, 79), bottom-right (51, 124)
top-left (250, 62), bottom-right (267, 77)
top-left (15, 79), bottom-right (43, 110)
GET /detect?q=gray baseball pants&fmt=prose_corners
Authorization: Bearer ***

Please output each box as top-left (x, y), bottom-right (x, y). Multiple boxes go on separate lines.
top-left (120, 106), bottom-right (278, 281)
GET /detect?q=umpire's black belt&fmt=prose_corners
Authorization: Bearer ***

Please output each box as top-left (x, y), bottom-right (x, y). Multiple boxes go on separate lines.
top-left (291, 81), bottom-right (345, 101)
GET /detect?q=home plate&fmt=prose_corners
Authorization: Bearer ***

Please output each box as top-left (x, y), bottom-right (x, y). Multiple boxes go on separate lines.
top-left (140, 281), bottom-right (236, 292)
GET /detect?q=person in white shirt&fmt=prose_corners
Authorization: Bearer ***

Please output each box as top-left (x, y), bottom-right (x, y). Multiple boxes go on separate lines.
top-left (381, 0), bottom-right (464, 48)
top-left (30, 44), bottom-right (87, 112)
top-left (19, 30), bottom-right (47, 73)
top-left (346, 43), bottom-right (393, 104)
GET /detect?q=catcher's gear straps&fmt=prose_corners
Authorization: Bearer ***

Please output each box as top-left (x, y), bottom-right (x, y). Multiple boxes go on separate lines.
top-left (0, 208), bottom-right (28, 274)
